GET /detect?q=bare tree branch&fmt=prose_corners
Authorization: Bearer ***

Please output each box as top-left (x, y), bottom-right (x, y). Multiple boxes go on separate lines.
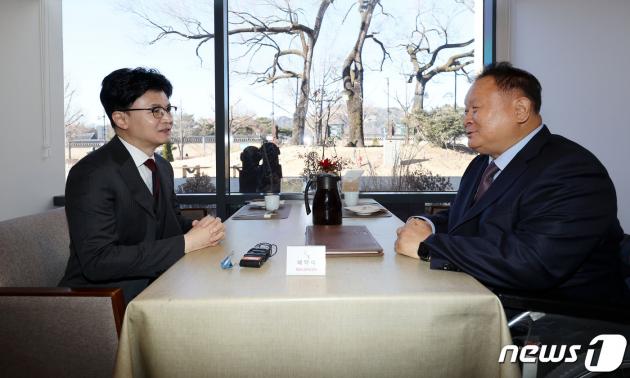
top-left (342, 0), bottom-right (384, 147)
top-left (403, 2), bottom-right (475, 114)
top-left (418, 38), bottom-right (474, 76)
top-left (454, 0), bottom-right (475, 13)
top-left (132, 1), bottom-right (334, 145)
top-left (64, 82), bottom-right (84, 128)
top-left (366, 34), bottom-right (391, 71)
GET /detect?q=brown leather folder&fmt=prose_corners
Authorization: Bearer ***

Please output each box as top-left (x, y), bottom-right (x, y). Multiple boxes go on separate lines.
top-left (305, 225), bottom-right (384, 256)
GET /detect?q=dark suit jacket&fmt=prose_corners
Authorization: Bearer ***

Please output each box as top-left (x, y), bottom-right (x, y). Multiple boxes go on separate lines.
top-left (59, 136), bottom-right (193, 303)
top-left (425, 126), bottom-right (625, 301)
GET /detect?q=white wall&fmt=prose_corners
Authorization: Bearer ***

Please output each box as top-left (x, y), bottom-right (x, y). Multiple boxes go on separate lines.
top-left (496, 0), bottom-right (630, 230)
top-left (0, 0), bottom-right (65, 221)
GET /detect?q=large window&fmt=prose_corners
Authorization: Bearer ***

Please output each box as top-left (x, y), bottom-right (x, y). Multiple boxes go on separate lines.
top-left (225, 0), bottom-right (482, 193)
top-left (63, 0), bottom-right (216, 194)
top-left (62, 0), bottom-right (491, 217)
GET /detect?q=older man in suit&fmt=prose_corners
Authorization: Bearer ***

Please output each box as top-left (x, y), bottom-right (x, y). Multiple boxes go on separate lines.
top-left (395, 62), bottom-right (625, 301)
top-left (60, 68), bottom-right (225, 303)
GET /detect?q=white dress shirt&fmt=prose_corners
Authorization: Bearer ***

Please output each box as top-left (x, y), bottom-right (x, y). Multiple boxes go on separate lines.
top-left (118, 137), bottom-right (156, 194)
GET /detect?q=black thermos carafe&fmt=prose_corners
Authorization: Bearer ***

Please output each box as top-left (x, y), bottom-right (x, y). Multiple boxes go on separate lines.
top-left (304, 173), bottom-right (342, 225)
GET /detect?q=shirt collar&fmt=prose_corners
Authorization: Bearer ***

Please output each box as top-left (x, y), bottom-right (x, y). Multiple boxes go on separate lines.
top-left (490, 124), bottom-right (544, 170)
top-left (118, 136), bottom-right (155, 168)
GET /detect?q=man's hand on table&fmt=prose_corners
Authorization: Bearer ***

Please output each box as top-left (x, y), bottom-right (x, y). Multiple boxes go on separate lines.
top-left (184, 216), bottom-right (225, 253)
top-left (395, 217), bottom-right (432, 259)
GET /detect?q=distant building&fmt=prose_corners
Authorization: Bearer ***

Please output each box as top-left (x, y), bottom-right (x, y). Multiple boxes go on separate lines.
top-left (74, 131), bottom-right (97, 140)
top-left (276, 116), bottom-right (293, 130)
top-left (327, 123), bottom-right (344, 138)
top-left (394, 123), bottom-right (408, 136)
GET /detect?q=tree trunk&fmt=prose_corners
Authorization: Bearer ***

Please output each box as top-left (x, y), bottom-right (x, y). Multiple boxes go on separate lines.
top-left (341, 0), bottom-right (379, 148)
top-left (176, 139), bottom-right (186, 161)
top-left (413, 79), bottom-right (426, 114)
top-left (409, 78), bottom-right (427, 137)
top-left (315, 119), bottom-right (323, 145)
top-left (404, 23), bottom-right (474, 140)
top-left (346, 79), bottom-right (364, 147)
top-left (289, 0), bottom-right (332, 145)
top-left (291, 79), bottom-right (309, 144)
top-left (272, 124), bottom-right (279, 141)
top-left (314, 90), bottom-right (324, 145)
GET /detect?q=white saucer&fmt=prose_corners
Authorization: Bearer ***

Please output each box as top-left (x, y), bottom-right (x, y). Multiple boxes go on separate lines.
top-left (344, 204), bottom-right (383, 215)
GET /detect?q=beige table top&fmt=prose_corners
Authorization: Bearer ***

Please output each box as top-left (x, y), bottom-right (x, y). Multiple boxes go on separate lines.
top-left (114, 201), bottom-right (519, 378)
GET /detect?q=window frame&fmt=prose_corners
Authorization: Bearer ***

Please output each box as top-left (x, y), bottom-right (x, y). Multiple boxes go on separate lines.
top-left (207, 0), bottom-right (495, 219)
top-left (56, 0), bottom-right (495, 219)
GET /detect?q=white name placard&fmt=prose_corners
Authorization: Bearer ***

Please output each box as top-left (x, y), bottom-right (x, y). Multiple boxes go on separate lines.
top-left (286, 246), bottom-right (326, 276)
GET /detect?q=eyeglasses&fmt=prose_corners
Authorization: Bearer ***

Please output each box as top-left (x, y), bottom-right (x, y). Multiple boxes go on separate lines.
top-left (121, 105), bottom-right (178, 119)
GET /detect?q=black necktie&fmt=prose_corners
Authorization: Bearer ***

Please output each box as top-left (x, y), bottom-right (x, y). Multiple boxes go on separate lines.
top-left (474, 161), bottom-right (499, 203)
top-left (143, 159), bottom-right (160, 201)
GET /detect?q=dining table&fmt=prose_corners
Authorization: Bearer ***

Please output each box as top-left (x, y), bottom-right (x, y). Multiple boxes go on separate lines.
top-left (114, 200), bottom-right (519, 377)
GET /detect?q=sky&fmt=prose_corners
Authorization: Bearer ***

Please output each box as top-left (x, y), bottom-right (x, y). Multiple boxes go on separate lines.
top-left (63, 0), bottom-right (478, 127)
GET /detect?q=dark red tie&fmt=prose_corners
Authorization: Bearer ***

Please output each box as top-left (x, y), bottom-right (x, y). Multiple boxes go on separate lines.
top-left (143, 159), bottom-right (160, 200)
top-left (474, 161), bottom-right (500, 203)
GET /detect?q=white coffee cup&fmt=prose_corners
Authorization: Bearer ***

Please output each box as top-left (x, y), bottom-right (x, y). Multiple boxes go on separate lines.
top-left (344, 191), bottom-right (359, 207)
top-left (264, 194), bottom-right (280, 211)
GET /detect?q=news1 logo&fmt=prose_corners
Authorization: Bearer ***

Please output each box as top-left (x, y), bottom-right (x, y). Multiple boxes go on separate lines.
top-left (499, 334), bottom-right (627, 372)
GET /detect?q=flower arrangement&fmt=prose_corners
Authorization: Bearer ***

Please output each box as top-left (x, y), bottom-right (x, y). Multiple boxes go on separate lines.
top-left (299, 151), bottom-right (349, 178)
top-left (318, 156), bottom-right (345, 175)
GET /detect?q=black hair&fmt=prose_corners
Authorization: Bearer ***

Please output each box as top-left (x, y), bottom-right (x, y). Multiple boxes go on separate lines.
top-left (261, 142), bottom-right (280, 161)
top-left (100, 67), bottom-right (173, 128)
top-left (477, 62), bottom-right (542, 113)
top-left (240, 146), bottom-right (262, 168)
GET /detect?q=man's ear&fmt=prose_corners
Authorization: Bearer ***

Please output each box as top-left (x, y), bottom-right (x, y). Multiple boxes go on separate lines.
top-left (111, 111), bottom-right (128, 130)
top-left (513, 97), bottom-right (532, 124)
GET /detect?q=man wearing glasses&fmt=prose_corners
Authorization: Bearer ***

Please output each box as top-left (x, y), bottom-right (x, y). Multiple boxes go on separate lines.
top-left (59, 67), bottom-right (225, 304)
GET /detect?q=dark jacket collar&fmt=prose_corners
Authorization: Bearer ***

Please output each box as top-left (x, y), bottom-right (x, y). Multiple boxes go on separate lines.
top-left (109, 136), bottom-right (157, 218)
top-left (452, 125), bottom-right (551, 230)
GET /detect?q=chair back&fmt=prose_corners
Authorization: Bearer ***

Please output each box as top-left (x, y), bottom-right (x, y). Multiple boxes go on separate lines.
top-left (0, 208), bottom-right (124, 378)
top-left (0, 208), bottom-right (69, 286)
top-left (0, 290), bottom-right (122, 378)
